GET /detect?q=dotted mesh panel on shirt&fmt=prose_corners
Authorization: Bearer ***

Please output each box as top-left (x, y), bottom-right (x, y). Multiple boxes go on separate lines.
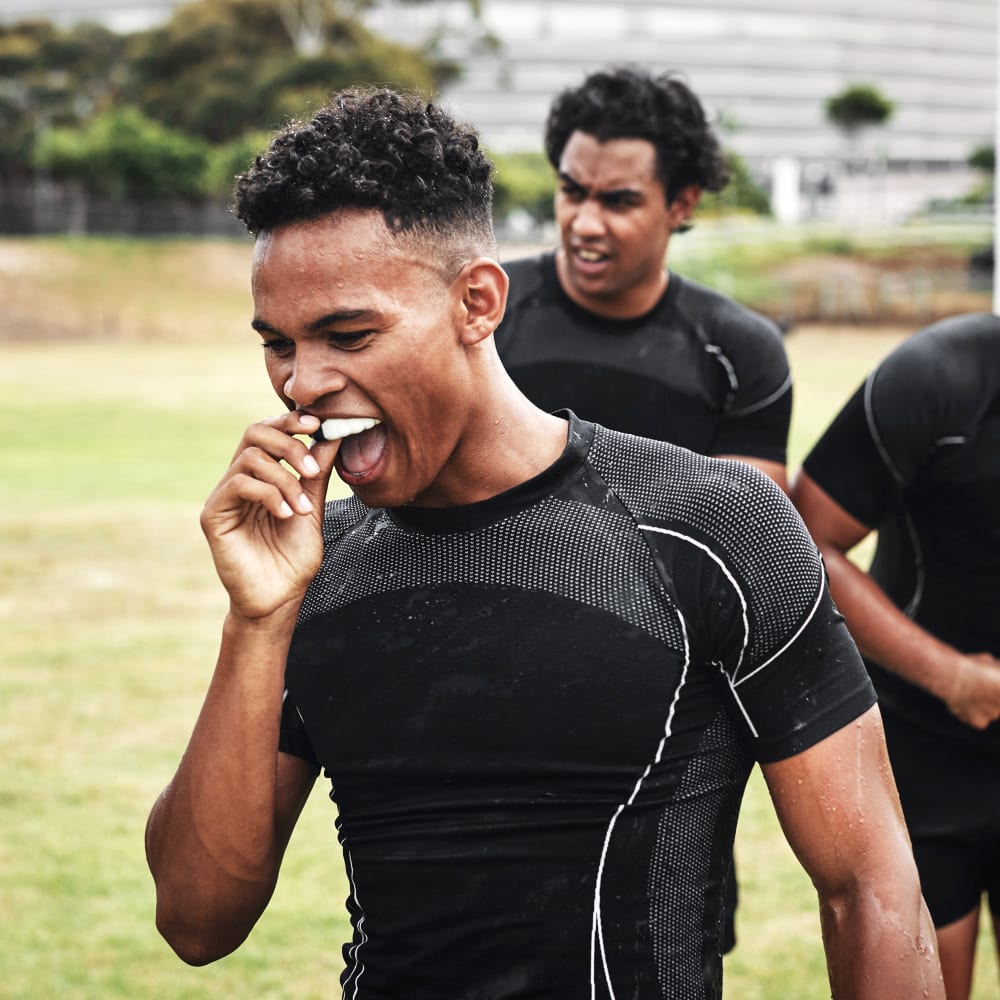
top-left (587, 425), bottom-right (824, 671)
top-left (300, 491), bottom-right (688, 654)
top-left (648, 707), bottom-right (746, 999)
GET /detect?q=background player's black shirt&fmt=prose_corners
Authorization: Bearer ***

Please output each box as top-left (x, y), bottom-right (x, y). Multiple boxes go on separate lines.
top-left (803, 313), bottom-right (1000, 748)
top-left (280, 415), bottom-right (874, 999)
top-left (494, 253), bottom-right (791, 462)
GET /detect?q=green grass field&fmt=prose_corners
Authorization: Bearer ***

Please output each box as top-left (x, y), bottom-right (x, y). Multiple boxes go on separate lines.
top-left (1, 239), bottom-right (997, 998)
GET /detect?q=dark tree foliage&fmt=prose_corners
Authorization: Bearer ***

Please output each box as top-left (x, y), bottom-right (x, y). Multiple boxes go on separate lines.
top-left (123, 0), bottom-right (447, 143)
top-left (824, 83), bottom-right (894, 135)
top-left (0, 19), bottom-right (126, 175)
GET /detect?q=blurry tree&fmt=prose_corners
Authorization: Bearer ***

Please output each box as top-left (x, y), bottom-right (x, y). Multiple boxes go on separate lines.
top-left (968, 143), bottom-right (995, 174)
top-left (961, 142), bottom-right (994, 207)
top-left (491, 150), bottom-right (555, 225)
top-left (123, 0), bottom-right (459, 144)
top-left (824, 83), bottom-right (894, 137)
top-left (0, 19), bottom-right (125, 179)
top-left (34, 106), bottom-right (209, 199)
top-left (700, 151), bottom-right (771, 218)
top-left (204, 129), bottom-right (273, 199)
top-left (824, 83), bottom-right (894, 221)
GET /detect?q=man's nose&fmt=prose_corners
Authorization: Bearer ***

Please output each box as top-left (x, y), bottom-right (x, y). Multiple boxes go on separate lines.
top-left (283, 348), bottom-right (347, 408)
top-left (571, 197), bottom-right (605, 236)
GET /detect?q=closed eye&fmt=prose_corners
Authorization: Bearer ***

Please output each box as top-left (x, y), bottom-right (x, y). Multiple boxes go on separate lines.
top-left (558, 177), bottom-right (587, 201)
top-left (260, 336), bottom-right (294, 357)
top-left (327, 330), bottom-right (375, 350)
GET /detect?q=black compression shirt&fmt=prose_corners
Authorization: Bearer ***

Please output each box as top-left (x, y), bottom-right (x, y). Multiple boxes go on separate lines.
top-left (493, 253), bottom-right (791, 462)
top-left (280, 415), bottom-right (874, 999)
top-left (803, 313), bottom-right (1000, 748)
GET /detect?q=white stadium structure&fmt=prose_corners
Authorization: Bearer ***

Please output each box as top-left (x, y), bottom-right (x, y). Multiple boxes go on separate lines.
top-left (364, 0), bottom-right (1000, 223)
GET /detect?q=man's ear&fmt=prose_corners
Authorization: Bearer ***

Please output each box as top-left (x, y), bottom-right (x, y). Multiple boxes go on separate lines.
top-left (458, 257), bottom-right (509, 345)
top-left (668, 185), bottom-right (702, 230)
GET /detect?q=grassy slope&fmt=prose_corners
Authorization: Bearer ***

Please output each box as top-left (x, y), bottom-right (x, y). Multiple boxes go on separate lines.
top-left (1, 237), bottom-right (996, 998)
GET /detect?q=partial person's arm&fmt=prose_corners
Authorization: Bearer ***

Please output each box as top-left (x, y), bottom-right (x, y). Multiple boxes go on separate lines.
top-left (792, 471), bottom-right (1000, 729)
top-left (710, 308), bottom-right (791, 492)
top-left (146, 411), bottom-right (335, 964)
top-left (762, 705), bottom-right (945, 999)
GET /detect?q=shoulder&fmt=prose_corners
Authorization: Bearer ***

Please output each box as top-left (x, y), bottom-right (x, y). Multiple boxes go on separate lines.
top-left (869, 313), bottom-right (1000, 442)
top-left (874, 313), bottom-right (1000, 396)
top-left (589, 425), bottom-right (808, 565)
top-left (670, 272), bottom-right (785, 346)
top-left (500, 253), bottom-right (551, 311)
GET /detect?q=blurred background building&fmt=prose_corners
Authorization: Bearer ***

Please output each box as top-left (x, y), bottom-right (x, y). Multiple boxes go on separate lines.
top-left (364, 0), bottom-right (999, 225)
top-left (2, 0), bottom-right (997, 226)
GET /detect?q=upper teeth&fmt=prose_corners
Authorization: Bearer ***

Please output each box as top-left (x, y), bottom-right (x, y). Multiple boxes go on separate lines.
top-left (578, 249), bottom-right (604, 262)
top-left (318, 417), bottom-right (381, 440)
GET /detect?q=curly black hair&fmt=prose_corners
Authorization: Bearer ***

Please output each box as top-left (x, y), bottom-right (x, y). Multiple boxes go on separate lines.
top-left (544, 67), bottom-right (730, 204)
top-left (233, 87), bottom-right (496, 256)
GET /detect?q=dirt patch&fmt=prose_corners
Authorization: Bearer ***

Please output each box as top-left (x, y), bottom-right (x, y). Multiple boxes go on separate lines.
top-left (768, 250), bottom-right (991, 326)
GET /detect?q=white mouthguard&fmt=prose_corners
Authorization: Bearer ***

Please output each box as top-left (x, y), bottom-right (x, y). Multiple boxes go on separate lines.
top-left (317, 417), bottom-right (381, 441)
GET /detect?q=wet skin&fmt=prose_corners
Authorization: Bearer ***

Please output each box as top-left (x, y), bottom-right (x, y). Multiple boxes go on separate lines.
top-left (251, 211), bottom-right (503, 510)
top-left (553, 131), bottom-right (700, 320)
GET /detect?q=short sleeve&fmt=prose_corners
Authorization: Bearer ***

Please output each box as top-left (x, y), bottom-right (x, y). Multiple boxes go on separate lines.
top-left (703, 298), bottom-right (792, 463)
top-left (644, 459), bottom-right (876, 762)
top-left (712, 381), bottom-right (792, 463)
top-left (802, 382), bottom-right (902, 528)
top-left (279, 689), bottom-right (322, 767)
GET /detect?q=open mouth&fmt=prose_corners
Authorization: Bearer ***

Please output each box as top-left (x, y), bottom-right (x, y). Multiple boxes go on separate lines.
top-left (311, 417), bottom-right (387, 480)
top-left (576, 247), bottom-right (608, 263)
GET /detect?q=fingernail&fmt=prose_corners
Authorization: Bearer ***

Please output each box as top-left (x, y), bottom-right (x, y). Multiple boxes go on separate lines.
top-left (296, 493), bottom-right (313, 513)
top-left (279, 500), bottom-right (294, 518)
top-left (302, 455), bottom-right (320, 475)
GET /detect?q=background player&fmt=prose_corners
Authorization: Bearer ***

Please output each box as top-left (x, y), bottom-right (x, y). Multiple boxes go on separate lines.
top-left (792, 313), bottom-right (1000, 1000)
top-left (494, 66), bottom-right (791, 491)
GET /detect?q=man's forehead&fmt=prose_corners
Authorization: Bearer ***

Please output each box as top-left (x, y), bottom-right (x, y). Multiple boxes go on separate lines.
top-left (251, 212), bottom-right (454, 280)
top-left (560, 133), bottom-right (659, 188)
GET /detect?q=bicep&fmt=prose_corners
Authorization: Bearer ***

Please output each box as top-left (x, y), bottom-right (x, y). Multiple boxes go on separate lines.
top-left (791, 469), bottom-right (871, 555)
top-left (761, 705), bottom-right (913, 894)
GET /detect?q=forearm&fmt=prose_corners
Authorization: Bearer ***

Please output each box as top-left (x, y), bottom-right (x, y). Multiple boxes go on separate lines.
top-left (146, 608), bottom-right (298, 963)
top-left (819, 544), bottom-right (956, 700)
top-left (820, 879), bottom-right (943, 999)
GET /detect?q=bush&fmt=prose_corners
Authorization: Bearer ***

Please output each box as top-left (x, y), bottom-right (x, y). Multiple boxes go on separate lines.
top-left (34, 107), bottom-right (210, 200)
top-left (491, 150), bottom-right (555, 224)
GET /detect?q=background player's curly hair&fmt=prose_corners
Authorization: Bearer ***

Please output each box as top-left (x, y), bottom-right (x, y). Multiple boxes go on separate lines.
top-left (544, 67), bottom-right (730, 208)
top-left (233, 87), bottom-right (497, 259)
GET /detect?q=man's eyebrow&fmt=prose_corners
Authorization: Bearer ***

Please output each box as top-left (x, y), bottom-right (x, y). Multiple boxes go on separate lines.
top-left (307, 309), bottom-right (378, 331)
top-left (250, 310), bottom-right (378, 336)
top-left (557, 171), bottom-right (586, 190)
top-left (557, 171), bottom-right (640, 199)
top-left (251, 317), bottom-right (279, 335)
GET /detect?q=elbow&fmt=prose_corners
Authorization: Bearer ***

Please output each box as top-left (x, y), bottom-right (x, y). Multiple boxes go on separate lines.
top-left (155, 901), bottom-right (249, 966)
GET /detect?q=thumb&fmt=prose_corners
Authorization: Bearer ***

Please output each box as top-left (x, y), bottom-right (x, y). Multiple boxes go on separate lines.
top-left (300, 439), bottom-right (339, 514)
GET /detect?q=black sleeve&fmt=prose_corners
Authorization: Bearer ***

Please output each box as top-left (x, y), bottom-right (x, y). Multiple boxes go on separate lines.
top-left (728, 583), bottom-right (877, 763)
top-left (279, 689), bottom-right (322, 767)
top-left (802, 382), bottom-right (904, 528)
top-left (712, 382), bottom-right (792, 464)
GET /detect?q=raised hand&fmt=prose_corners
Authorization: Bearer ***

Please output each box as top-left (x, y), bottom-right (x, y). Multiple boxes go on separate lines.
top-left (200, 411), bottom-right (337, 621)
